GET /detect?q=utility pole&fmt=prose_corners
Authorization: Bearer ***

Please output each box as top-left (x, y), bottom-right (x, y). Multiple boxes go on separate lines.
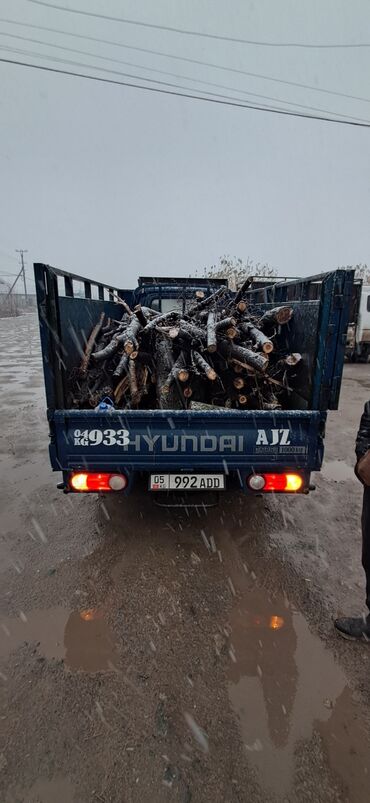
top-left (6, 264), bottom-right (26, 298)
top-left (15, 249), bottom-right (28, 299)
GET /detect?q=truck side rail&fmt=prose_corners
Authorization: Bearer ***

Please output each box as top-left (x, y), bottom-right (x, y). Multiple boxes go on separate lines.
top-left (246, 269), bottom-right (354, 410)
top-left (34, 263), bottom-right (130, 411)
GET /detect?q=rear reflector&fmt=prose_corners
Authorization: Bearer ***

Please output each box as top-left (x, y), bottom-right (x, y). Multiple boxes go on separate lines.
top-left (70, 472), bottom-right (127, 492)
top-left (248, 474), bottom-right (266, 491)
top-left (247, 473), bottom-right (303, 492)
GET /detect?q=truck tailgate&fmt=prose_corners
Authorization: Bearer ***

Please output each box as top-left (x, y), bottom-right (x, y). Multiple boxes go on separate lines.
top-left (51, 409), bottom-right (324, 473)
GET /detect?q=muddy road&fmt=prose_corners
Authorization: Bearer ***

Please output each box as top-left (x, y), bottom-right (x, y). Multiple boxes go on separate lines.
top-left (1, 314), bottom-right (370, 803)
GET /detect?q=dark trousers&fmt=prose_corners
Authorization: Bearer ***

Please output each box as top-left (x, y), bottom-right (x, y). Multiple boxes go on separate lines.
top-left (362, 486), bottom-right (370, 611)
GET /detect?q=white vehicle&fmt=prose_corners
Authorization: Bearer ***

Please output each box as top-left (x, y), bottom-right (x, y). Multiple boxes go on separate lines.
top-left (346, 282), bottom-right (370, 361)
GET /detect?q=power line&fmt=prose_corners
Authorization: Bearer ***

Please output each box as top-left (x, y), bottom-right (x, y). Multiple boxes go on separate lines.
top-left (2, 43), bottom-right (370, 124)
top-left (0, 44), bottom-right (298, 111)
top-left (27, 0), bottom-right (370, 49)
top-left (2, 17), bottom-right (369, 106)
top-left (1, 31), bottom-right (368, 120)
top-left (2, 56), bottom-right (370, 128)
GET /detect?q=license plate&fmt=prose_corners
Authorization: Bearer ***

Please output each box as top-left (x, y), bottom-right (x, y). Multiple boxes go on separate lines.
top-left (150, 474), bottom-right (225, 491)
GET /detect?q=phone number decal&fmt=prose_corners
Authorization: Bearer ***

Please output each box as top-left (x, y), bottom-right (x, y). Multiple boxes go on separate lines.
top-left (73, 428), bottom-right (130, 446)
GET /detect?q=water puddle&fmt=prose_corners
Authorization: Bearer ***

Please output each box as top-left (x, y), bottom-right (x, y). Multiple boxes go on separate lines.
top-left (321, 459), bottom-right (357, 483)
top-left (226, 577), bottom-right (369, 800)
top-left (6, 775), bottom-right (75, 803)
top-left (0, 606), bottom-right (118, 672)
top-left (65, 609), bottom-right (118, 672)
top-left (0, 454), bottom-right (52, 497)
top-left (0, 314), bottom-right (55, 545)
top-left (0, 314), bottom-right (43, 407)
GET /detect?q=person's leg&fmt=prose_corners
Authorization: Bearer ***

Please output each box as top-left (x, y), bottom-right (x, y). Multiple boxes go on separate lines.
top-left (362, 486), bottom-right (370, 612)
top-left (334, 485), bottom-right (370, 640)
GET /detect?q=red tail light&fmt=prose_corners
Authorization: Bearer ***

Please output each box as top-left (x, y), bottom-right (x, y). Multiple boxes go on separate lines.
top-left (247, 473), bottom-right (303, 492)
top-left (70, 472), bottom-right (127, 492)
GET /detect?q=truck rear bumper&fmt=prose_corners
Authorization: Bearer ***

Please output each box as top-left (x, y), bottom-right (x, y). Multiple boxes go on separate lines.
top-left (60, 467), bottom-right (312, 496)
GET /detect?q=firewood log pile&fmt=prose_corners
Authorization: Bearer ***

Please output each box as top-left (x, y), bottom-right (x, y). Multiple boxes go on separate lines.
top-left (68, 285), bottom-right (302, 410)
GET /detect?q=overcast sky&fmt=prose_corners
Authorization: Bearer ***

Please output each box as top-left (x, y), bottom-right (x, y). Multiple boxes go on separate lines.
top-left (1, 0), bottom-right (369, 292)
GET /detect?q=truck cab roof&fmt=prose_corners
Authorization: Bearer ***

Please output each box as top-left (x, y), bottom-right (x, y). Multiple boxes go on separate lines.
top-left (137, 276), bottom-right (226, 287)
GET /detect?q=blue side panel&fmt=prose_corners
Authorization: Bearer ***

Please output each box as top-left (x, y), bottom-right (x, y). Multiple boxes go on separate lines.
top-left (34, 263), bottom-right (62, 410)
top-left (329, 270), bottom-right (354, 409)
top-left (52, 409), bottom-right (324, 473)
top-left (34, 263), bottom-right (134, 409)
top-left (311, 270), bottom-right (354, 409)
top-left (58, 297), bottom-right (125, 372)
top-left (246, 269), bottom-right (355, 411)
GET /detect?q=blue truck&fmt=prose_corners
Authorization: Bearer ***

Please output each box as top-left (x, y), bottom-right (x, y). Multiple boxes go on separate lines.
top-left (34, 264), bottom-right (354, 499)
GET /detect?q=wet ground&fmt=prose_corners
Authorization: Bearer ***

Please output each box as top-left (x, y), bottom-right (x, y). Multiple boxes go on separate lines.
top-left (1, 314), bottom-right (370, 803)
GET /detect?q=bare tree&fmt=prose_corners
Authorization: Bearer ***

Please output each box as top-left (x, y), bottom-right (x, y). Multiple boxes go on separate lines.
top-left (354, 263), bottom-right (370, 283)
top-left (0, 279), bottom-right (20, 318)
top-left (336, 263), bottom-right (370, 282)
top-left (203, 255), bottom-right (277, 289)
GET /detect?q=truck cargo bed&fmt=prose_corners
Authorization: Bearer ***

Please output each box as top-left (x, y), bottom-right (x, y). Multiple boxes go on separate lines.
top-left (35, 264), bottom-right (353, 494)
